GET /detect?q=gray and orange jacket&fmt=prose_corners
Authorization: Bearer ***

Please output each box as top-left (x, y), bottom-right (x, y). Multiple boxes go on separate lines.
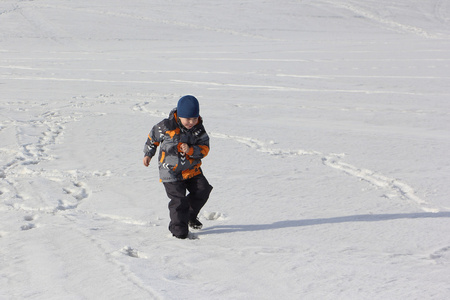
top-left (144, 108), bottom-right (210, 182)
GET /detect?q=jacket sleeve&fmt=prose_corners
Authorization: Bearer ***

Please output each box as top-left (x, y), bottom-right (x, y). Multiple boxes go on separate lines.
top-left (143, 123), bottom-right (162, 157)
top-left (185, 130), bottom-right (210, 159)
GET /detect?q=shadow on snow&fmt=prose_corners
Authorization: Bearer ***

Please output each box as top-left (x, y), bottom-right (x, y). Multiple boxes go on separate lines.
top-left (200, 212), bottom-right (450, 235)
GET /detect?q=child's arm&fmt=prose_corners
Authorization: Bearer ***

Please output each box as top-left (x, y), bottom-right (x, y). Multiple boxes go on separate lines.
top-left (179, 131), bottom-right (210, 159)
top-left (143, 124), bottom-right (162, 166)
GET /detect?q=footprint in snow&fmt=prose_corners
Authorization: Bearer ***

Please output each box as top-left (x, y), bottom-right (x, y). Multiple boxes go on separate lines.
top-left (21, 215), bottom-right (37, 231)
top-left (21, 223), bottom-right (36, 231)
top-left (429, 246), bottom-right (450, 262)
top-left (24, 215), bottom-right (35, 221)
top-left (63, 182), bottom-right (89, 201)
top-left (122, 246), bottom-right (140, 258)
top-left (203, 211), bottom-right (226, 221)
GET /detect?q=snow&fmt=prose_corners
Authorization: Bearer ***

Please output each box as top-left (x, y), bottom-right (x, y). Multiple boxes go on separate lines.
top-left (1, 0), bottom-right (450, 299)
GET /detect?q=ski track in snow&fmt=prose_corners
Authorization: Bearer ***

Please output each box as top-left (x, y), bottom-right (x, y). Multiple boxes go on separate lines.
top-left (435, 0), bottom-right (450, 24)
top-left (319, 0), bottom-right (450, 39)
top-left (171, 79), bottom-right (450, 96)
top-left (28, 3), bottom-right (279, 42)
top-left (209, 132), bottom-right (441, 213)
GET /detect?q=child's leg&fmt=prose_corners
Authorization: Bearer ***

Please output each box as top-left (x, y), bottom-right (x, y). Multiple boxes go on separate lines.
top-left (186, 174), bottom-right (213, 221)
top-left (163, 181), bottom-right (189, 237)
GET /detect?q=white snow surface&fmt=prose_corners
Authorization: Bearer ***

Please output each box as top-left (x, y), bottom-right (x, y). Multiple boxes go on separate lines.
top-left (1, 0), bottom-right (450, 299)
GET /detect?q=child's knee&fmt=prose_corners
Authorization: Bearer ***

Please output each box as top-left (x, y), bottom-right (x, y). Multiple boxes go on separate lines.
top-left (168, 197), bottom-right (189, 211)
top-left (197, 183), bottom-right (213, 201)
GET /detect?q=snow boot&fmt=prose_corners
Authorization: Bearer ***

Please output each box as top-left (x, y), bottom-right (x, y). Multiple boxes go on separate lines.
top-left (173, 233), bottom-right (188, 239)
top-left (188, 218), bottom-right (203, 230)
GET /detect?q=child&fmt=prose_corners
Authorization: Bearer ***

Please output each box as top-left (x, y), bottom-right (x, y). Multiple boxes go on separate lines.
top-left (143, 95), bottom-right (213, 239)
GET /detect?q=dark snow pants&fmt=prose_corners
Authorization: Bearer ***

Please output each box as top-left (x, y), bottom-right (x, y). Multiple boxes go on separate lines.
top-left (163, 173), bottom-right (213, 237)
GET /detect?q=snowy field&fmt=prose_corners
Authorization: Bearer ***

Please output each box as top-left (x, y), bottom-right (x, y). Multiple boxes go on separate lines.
top-left (1, 0), bottom-right (450, 299)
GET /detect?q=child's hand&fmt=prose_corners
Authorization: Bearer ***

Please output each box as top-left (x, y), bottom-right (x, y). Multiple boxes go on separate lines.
top-left (180, 143), bottom-right (190, 154)
top-left (143, 156), bottom-right (151, 167)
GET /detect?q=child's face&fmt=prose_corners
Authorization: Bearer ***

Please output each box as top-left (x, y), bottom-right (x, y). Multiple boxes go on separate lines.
top-left (179, 117), bottom-right (198, 129)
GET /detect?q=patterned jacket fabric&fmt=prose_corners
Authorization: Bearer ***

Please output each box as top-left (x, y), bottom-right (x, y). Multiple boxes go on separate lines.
top-left (144, 108), bottom-right (210, 182)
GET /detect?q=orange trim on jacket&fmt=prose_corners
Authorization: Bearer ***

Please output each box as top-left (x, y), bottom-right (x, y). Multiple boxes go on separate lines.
top-left (198, 145), bottom-right (209, 157)
top-left (181, 163), bottom-right (202, 180)
top-left (148, 134), bottom-right (160, 146)
top-left (166, 128), bottom-right (180, 139)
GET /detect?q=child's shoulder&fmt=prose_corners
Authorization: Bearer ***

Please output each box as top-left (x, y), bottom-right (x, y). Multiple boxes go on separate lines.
top-left (154, 114), bottom-right (177, 130)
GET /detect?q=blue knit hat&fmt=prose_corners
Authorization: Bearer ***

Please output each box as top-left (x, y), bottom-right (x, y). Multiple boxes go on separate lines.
top-left (177, 95), bottom-right (199, 118)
